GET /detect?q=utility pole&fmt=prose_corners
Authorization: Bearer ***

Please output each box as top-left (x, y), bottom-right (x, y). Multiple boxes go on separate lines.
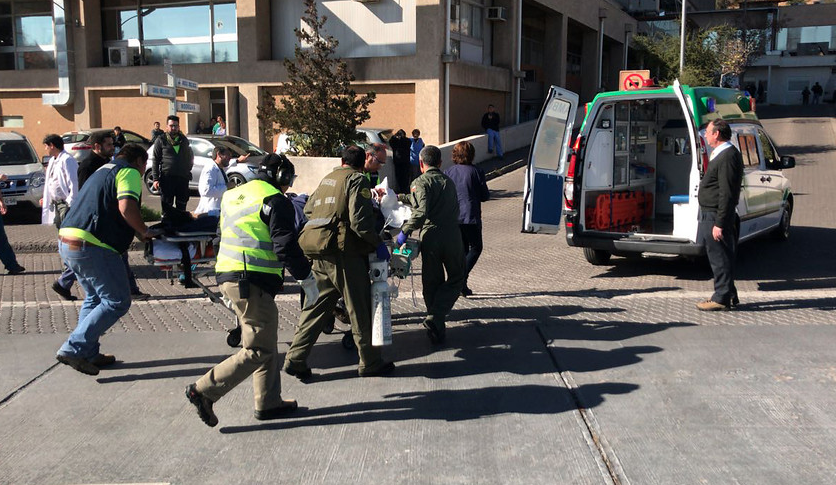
top-left (679, 0), bottom-right (687, 76)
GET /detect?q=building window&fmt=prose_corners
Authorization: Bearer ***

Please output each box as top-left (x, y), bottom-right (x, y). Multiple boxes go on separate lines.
top-left (776, 25), bottom-right (836, 55)
top-left (451, 0), bottom-right (483, 40)
top-left (101, 1), bottom-right (237, 66)
top-left (0, 0), bottom-right (56, 71)
top-left (1, 115), bottom-right (24, 127)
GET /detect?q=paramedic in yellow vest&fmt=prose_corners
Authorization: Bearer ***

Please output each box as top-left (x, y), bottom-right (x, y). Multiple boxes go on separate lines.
top-left (284, 145), bottom-right (395, 379)
top-left (185, 154), bottom-right (318, 428)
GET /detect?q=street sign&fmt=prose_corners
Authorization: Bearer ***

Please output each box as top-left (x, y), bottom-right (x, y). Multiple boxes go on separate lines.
top-left (620, 70), bottom-right (651, 91)
top-left (175, 100), bottom-right (200, 113)
top-left (140, 83), bottom-right (176, 99)
top-left (175, 78), bottom-right (198, 91)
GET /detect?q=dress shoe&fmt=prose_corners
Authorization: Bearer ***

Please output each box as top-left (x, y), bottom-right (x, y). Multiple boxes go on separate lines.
top-left (358, 361), bottom-right (395, 377)
top-left (423, 318), bottom-right (446, 344)
top-left (283, 364), bottom-right (313, 381)
top-left (51, 282), bottom-right (77, 301)
top-left (731, 295), bottom-right (740, 307)
top-left (131, 290), bottom-right (151, 301)
top-left (7, 266), bottom-right (25, 275)
top-left (461, 287), bottom-right (473, 298)
top-left (56, 353), bottom-right (99, 376)
top-left (254, 399), bottom-right (298, 420)
top-left (185, 384), bottom-right (218, 427)
top-left (696, 299), bottom-right (730, 311)
top-left (89, 353), bottom-right (116, 367)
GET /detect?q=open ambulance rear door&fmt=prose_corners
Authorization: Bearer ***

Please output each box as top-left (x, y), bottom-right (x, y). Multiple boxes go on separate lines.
top-left (521, 86), bottom-right (579, 234)
top-left (670, 79), bottom-right (702, 242)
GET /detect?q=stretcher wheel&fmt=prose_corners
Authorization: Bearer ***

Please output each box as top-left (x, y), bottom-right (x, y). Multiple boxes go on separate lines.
top-left (341, 332), bottom-right (355, 350)
top-left (227, 326), bottom-right (242, 347)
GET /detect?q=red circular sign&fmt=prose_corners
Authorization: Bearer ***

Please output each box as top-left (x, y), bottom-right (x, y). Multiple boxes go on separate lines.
top-left (624, 74), bottom-right (645, 90)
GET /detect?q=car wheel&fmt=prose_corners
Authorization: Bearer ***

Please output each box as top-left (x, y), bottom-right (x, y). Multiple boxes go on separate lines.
top-left (228, 173), bottom-right (247, 188)
top-left (773, 201), bottom-right (792, 240)
top-left (144, 169), bottom-right (160, 196)
top-left (583, 248), bottom-right (612, 266)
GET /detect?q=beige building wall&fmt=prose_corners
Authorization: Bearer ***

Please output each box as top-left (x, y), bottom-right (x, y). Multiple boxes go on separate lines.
top-left (89, 90), bottom-right (171, 134)
top-left (0, 93), bottom-right (75, 144)
top-left (449, 86), bottom-right (507, 141)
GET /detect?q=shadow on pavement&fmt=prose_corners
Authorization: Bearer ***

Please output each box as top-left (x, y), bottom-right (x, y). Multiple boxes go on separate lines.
top-left (218, 382), bottom-right (640, 434)
top-left (96, 366), bottom-right (213, 384)
top-left (733, 298), bottom-right (836, 312)
top-left (107, 354), bottom-right (229, 370)
top-left (540, 319), bottom-right (696, 342)
top-left (470, 286), bottom-right (681, 300)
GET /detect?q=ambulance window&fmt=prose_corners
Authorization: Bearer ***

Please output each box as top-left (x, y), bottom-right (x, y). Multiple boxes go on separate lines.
top-left (737, 134), bottom-right (760, 168)
top-left (757, 130), bottom-right (778, 167)
top-left (531, 97), bottom-right (571, 171)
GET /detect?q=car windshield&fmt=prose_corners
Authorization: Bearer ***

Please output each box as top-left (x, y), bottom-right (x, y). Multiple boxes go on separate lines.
top-left (0, 140), bottom-right (39, 166)
top-left (224, 137), bottom-right (267, 156)
top-left (376, 130), bottom-right (393, 143)
top-left (210, 140), bottom-right (249, 157)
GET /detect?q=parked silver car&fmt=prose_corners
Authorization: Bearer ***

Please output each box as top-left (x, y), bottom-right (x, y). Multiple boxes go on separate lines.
top-left (0, 132), bottom-right (45, 211)
top-left (62, 128), bottom-right (151, 162)
top-left (144, 134), bottom-right (268, 195)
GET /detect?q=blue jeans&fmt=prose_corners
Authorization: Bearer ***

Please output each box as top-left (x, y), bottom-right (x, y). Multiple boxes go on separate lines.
top-left (486, 129), bottom-right (503, 157)
top-left (58, 241), bottom-right (131, 360)
top-left (0, 213), bottom-right (22, 271)
top-left (56, 251), bottom-right (138, 293)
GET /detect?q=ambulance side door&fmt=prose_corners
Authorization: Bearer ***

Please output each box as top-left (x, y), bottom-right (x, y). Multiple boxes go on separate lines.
top-left (522, 86), bottom-right (579, 234)
top-left (672, 80), bottom-right (702, 242)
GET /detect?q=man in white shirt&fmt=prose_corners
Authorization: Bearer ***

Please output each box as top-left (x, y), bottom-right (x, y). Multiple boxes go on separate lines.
top-left (41, 134), bottom-right (78, 226)
top-left (195, 146), bottom-right (233, 216)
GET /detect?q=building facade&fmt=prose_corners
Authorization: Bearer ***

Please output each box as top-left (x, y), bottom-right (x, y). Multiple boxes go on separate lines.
top-left (0, 0), bottom-right (639, 149)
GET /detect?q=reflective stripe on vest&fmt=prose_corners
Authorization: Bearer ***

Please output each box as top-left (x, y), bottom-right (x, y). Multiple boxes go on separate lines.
top-left (215, 180), bottom-right (283, 276)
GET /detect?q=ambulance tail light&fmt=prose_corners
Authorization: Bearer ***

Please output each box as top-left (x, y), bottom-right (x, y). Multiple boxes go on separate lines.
top-left (71, 144), bottom-right (91, 151)
top-left (564, 135), bottom-right (583, 211)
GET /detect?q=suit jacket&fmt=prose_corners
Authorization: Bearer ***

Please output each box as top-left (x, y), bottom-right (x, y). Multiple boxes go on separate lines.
top-left (698, 144), bottom-right (744, 229)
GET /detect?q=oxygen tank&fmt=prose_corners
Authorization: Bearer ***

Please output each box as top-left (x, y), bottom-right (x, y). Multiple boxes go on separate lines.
top-left (369, 259), bottom-right (392, 346)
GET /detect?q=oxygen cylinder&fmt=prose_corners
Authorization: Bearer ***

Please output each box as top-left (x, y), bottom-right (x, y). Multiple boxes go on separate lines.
top-left (369, 259), bottom-right (392, 346)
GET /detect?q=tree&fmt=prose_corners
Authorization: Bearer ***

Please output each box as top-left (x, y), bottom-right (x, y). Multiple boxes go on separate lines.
top-left (257, 0), bottom-right (375, 157)
top-left (632, 22), bottom-right (764, 87)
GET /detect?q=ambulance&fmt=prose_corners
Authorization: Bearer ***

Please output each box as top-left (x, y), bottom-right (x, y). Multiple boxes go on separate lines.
top-left (521, 80), bottom-right (795, 265)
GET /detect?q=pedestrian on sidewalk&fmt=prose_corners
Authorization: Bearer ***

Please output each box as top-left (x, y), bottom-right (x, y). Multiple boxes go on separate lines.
top-left (802, 86), bottom-right (811, 105)
top-left (481, 104), bottom-right (504, 159)
top-left (396, 145), bottom-right (465, 344)
top-left (389, 129), bottom-right (412, 194)
top-left (186, 154), bottom-right (312, 427)
top-left (55, 144), bottom-right (157, 376)
top-left (409, 129), bottom-right (424, 187)
top-left (444, 141), bottom-right (489, 297)
top-left (0, 173), bottom-right (25, 275)
top-left (811, 82), bottom-right (823, 105)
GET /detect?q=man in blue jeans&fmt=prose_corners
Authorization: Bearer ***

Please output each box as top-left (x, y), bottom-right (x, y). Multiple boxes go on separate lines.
top-left (481, 104), bottom-right (504, 159)
top-left (55, 144), bottom-right (157, 375)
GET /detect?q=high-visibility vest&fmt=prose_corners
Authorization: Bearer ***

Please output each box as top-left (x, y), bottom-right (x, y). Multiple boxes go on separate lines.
top-left (215, 180), bottom-right (283, 276)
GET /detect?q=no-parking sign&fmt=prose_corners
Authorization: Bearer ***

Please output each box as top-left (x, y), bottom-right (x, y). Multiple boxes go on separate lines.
top-left (619, 70), bottom-right (650, 91)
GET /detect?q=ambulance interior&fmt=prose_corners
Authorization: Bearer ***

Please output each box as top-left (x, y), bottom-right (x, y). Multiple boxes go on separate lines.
top-left (580, 97), bottom-right (693, 236)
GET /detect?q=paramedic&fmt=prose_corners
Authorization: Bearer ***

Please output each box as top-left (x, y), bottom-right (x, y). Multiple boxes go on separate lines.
top-left (151, 115), bottom-right (194, 214)
top-left (697, 119), bottom-right (743, 311)
top-left (283, 145), bottom-right (395, 379)
top-left (186, 154), bottom-right (316, 427)
top-left (396, 145), bottom-right (465, 344)
top-left (55, 144), bottom-right (156, 376)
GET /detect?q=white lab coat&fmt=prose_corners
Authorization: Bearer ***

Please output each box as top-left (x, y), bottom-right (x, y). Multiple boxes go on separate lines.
top-left (195, 162), bottom-right (228, 215)
top-left (41, 150), bottom-right (78, 225)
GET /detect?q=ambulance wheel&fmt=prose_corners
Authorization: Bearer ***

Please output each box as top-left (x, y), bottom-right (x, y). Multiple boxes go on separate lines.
top-left (583, 248), bottom-right (612, 266)
top-left (341, 333), bottom-right (356, 350)
top-left (227, 326), bottom-right (242, 347)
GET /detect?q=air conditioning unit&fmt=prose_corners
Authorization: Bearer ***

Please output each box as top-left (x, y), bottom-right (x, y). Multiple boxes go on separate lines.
top-left (487, 6), bottom-right (507, 22)
top-left (108, 46), bottom-right (128, 67)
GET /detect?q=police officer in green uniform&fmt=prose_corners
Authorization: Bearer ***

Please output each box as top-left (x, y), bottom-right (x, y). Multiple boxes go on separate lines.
top-left (396, 145), bottom-right (465, 344)
top-left (284, 145), bottom-right (395, 379)
top-left (185, 154), bottom-right (318, 428)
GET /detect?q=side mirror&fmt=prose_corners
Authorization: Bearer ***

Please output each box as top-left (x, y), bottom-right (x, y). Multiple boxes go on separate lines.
top-left (42, 155), bottom-right (50, 167)
top-left (780, 155), bottom-right (795, 169)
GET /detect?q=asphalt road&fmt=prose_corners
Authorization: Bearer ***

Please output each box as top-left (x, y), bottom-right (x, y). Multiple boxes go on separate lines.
top-left (0, 111), bottom-right (835, 484)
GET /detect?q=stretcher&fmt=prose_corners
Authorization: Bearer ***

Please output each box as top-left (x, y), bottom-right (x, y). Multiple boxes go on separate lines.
top-left (144, 230), bottom-right (243, 347)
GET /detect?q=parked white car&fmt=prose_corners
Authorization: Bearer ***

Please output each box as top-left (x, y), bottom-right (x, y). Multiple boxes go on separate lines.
top-left (0, 132), bottom-right (45, 212)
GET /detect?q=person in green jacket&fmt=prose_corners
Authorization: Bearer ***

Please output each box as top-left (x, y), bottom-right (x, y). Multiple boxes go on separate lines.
top-left (395, 145), bottom-right (465, 344)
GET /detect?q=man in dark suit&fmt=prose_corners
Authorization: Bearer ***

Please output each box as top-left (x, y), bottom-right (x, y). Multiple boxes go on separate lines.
top-left (697, 119), bottom-right (744, 311)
